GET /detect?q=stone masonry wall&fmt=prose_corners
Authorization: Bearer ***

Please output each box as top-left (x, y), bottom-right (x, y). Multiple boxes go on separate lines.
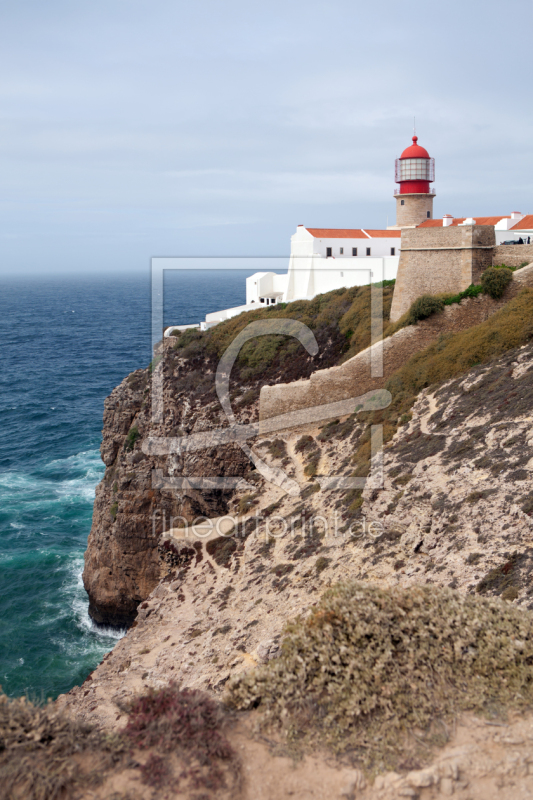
top-left (395, 193), bottom-right (434, 227)
top-left (259, 264), bottom-right (533, 425)
top-left (493, 244), bottom-right (533, 268)
top-left (390, 224), bottom-right (495, 322)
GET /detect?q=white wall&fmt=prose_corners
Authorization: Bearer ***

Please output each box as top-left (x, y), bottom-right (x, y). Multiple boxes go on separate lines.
top-left (289, 224), bottom-right (401, 258)
top-left (495, 230), bottom-right (533, 245)
top-left (284, 254), bottom-right (398, 301)
top-left (246, 272), bottom-right (289, 304)
top-left (282, 226), bottom-right (399, 301)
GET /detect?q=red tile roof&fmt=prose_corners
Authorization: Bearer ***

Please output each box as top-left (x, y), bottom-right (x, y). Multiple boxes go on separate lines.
top-left (306, 228), bottom-right (369, 238)
top-left (510, 215), bottom-right (533, 230)
top-left (417, 218), bottom-right (464, 227)
top-left (363, 229), bottom-right (402, 238)
top-left (306, 228), bottom-right (400, 239)
top-left (418, 216), bottom-right (510, 228)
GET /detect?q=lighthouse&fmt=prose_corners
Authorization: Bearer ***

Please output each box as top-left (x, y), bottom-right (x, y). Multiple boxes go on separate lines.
top-left (394, 135), bottom-right (435, 227)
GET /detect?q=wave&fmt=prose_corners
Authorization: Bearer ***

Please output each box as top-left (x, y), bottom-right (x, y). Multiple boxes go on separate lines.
top-left (69, 561), bottom-right (127, 642)
top-left (0, 449), bottom-right (104, 508)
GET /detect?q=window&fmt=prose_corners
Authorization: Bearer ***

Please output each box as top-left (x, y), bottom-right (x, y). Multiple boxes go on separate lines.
top-left (352, 247), bottom-right (357, 256)
top-left (326, 247), bottom-right (332, 257)
top-left (340, 247), bottom-right (344, 254)
top-left (260, 297), bottom-right (265, 303)
top-left (401, 200), bottom-right (405, 206)
top-left (390, 247), bottom-right (395, 256)
top-left (398, 157), bottom-right (433, 181)
top-left (340, 271), bottom-right (344, 277)
top-left (366, 247), bottom-right (371, 256)
top-left (427, 211), bottom-right (431, 218)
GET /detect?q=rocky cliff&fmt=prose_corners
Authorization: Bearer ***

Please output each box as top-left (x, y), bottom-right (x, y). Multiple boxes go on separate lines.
top-left (83, 359), bottom-right (253, 626)
top-left (72, 331), bottom-right (533, 721)
top-left (83, 284), bottom-right (395, 626)
top-left (54, 278), bottom-right (533, 799)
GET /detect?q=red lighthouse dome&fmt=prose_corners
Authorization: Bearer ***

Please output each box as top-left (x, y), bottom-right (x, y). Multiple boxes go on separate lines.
top-left (395, 135), bottom-right (435, 194)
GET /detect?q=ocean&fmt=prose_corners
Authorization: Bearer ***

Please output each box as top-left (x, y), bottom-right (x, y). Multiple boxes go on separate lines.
top-left (0, 269), bottom-right (259, 699)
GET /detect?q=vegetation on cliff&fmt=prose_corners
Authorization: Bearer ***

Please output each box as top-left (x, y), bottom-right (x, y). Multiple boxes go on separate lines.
top-left (0, 684), bottom-right (240, 799)
top-left (168, 281), bottom-right (396, 398)
top-left (0, 690), bottom-right (120, 799)
top-left (347, 288), bottom-right (533, 493)
top-left (385, 264), bottom-right (516, 337)
top-left (226, 581), bottom-right (533, 771)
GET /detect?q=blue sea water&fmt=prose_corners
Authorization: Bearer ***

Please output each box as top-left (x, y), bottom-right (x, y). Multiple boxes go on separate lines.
top-left (0, 269), bottom-right (258, 699)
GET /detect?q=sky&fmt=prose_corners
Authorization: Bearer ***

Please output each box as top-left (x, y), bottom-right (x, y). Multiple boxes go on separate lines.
top-left (0, 0), bottom-right (532, 276)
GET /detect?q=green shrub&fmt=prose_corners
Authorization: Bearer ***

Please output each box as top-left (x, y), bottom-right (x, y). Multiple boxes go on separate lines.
top-left (406, 294), bottom-right (445, 325)
top-left (124, 425), bottom-right (140, 451)
top-left (493, 263), bottom-right (519, 272)
top-left (442, 283), bottom-right (484, 306)
top-left (481, 267), bottom-right (513, 299)
top-left (315, 556), bottom-right (331, 574)
top-left (304, 458), bottom-right (320, 478)
top-left (110, 502), bottom-right (118, 521)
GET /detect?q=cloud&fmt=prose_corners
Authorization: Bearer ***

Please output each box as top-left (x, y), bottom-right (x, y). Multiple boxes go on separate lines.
top-left (0, 0), bottom-right (532, 275)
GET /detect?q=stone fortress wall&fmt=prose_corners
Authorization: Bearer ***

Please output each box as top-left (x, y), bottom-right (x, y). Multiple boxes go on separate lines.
top-left (259, 263), bottom-right (533, 426)
top-left (389, 225), bottom-right (496, 322)
top-left (493, 244), bottom-right (533, 268)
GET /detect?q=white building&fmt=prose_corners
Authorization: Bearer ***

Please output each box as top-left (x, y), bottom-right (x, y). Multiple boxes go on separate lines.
top-left (245, 226), bottom-right (400, 309)
top-left (171, 226), bottom-right (401, 333)
top-left (278, 225), bottom-right (400, 304)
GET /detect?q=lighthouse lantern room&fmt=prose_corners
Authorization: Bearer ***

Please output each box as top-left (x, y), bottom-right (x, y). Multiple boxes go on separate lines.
top-left (393, 135), bottom-right (436, 228)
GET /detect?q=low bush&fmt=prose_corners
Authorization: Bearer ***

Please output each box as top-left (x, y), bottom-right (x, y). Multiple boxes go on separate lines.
top-left (123, 684), bottom-right (239, 792)
top-left (481, 266), bottom-right (513, 299)
top-left (226, 582), bottom-right (533, 771)
top-left (493, 263), bottom-right (519, 272)
top-left (315, 555), bottom-right (331, 574)
top-left (295, 435), bottom-right (316, 454)
top-left (0, 692), bottom-right (119, 800)
top-left (406, 294), bottom-right (445, 324)
top-left (442, 283), bottom-right (484, 306)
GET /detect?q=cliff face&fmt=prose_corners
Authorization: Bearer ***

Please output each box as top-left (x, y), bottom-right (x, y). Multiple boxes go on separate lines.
top-left (84, 285), bottom-right (396, 626)
top-left (56, 280), bottom-right (533, 799)
top-left (68, 338), bottom-right (533, 729)
top-left (84, 278), bottom-right (533, 627)
top-left (83, 353), bottom-right (252, 626)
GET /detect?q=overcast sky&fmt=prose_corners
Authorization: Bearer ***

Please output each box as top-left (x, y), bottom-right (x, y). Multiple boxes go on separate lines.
top-left (1, 0), bottom-right (532, 275)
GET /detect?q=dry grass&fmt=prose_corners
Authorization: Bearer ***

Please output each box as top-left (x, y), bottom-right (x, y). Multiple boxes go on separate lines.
top-left (0, 684), bottom-right (241, 800)
top-left (171, 283), bottom-right (395, 376)
top-left (346, 288), bottom-right (533, 486)
top-left (0, 691), bottom-right (122, 800)
top-left (225, 582), bottom-right (533, 772)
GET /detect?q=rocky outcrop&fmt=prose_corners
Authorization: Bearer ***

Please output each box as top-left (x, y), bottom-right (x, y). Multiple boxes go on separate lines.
top-left (83, 351), bottom-right (252, 627)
